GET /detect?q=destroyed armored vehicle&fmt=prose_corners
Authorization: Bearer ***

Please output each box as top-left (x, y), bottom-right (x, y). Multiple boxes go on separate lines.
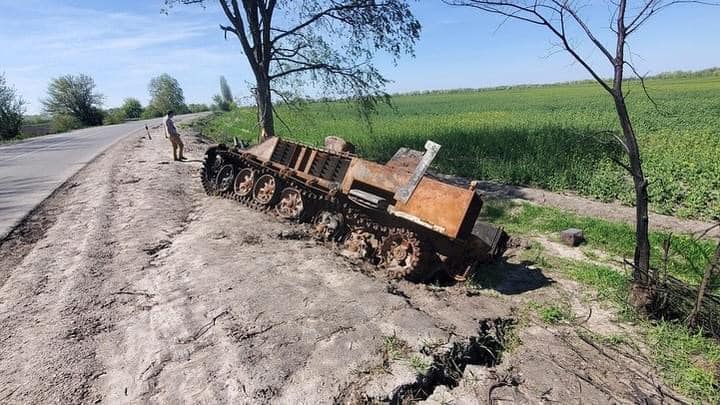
top-left (201, 136), bottom-right (508, 281)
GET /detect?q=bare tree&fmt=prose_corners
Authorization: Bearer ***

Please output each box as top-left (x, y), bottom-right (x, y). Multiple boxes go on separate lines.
top-left (164, 0), bottom-right (420, 140)
top-left (443, 0), bottom-right (719, 308)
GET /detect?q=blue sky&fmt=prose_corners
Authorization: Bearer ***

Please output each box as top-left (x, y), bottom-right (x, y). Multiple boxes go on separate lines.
top-left (1, 0), bottom-right (718, 114)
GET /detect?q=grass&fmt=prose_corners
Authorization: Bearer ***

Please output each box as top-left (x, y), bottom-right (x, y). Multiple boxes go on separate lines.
top-left (382, 334), bottom-right (434, 376)
top-left (485, 200), bottom-right (718, 290)
top-left (521, 246), bottom-right (720, 403)
top-left (527, 300), bottom-right (575, 324)
top-left (489, 197), bottom-right (719, 402)
top-left (577, 329), bottom-right (631, 347)
top-left (195, 73), bottom-right (720, 220)
top-left (382, 333), bottom-right (410, 361)
top-left (465, 200), bottom-right (718, 400)
top-left (646, 321), bottom-right (720, 402)
top-left (408, 354), bottom-right (432, 376)
top-left (0, 133), bottom-right (32, 144)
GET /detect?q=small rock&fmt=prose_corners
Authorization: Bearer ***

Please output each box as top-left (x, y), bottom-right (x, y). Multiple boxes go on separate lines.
top-left (424, 385), bottom-right (454, 404)
top-left (560, 228), bottom-right (584, 247)
top-left (507, 236), bottom-right (532, 250)
top-left (324, 135), bottom-right (355, 153)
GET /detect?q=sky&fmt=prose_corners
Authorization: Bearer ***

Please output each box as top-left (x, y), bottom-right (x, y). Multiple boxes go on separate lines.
top-left (1, 0), bottom-right (718, 114)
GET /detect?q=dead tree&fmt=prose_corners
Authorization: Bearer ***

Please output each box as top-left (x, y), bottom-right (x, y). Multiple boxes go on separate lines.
top-left (165, 0), bottom-right (420, 140)
top-left (687, 225), bottom-right (720, 329)
top-left (443, 0), bottom-right (719, 309)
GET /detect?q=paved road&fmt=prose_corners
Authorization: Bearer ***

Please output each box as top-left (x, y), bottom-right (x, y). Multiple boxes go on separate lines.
top-left (0, 114), bottom-right (203, 240)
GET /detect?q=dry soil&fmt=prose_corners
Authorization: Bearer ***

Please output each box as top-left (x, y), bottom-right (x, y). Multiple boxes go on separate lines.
top-left (0, 128), bottom-right (686, 404)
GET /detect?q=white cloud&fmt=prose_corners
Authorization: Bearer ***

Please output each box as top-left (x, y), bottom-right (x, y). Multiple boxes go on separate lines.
top-left (0, 0), bottom-right (250, 113)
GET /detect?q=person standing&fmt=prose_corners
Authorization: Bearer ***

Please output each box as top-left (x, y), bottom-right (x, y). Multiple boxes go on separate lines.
top-left (163, 110), bottom-right (185, 161)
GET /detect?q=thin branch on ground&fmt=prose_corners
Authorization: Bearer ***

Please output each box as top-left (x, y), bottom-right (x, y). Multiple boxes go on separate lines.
top-left (112, 290), bottom-right (155, 298)
top-left (177, 310), bottom-right (229, 344)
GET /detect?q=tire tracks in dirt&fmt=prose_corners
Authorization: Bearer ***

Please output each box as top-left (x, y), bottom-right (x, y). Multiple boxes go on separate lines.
top-left (0, 131), bottom-right (203, 404)
top-left (0, 146), bottom-right (127, 403)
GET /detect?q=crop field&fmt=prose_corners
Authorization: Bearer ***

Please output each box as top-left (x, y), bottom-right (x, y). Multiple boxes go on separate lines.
top-left (197, 72), bottom-right (720, 220)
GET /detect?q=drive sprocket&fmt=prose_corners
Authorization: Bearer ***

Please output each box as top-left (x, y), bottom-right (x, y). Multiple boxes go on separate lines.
top-left (379, 228), bottom-right (430, 281)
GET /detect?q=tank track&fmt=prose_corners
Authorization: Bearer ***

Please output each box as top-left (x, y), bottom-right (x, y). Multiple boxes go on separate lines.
top-left (200, 145), bottom-right (436, 282)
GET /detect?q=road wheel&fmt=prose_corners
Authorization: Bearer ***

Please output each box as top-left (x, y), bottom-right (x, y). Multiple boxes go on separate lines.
top-left (276, 187), bottom-right (305, 220)
top-left (215, 164), bottom-right (235, 193)
top-left (341, 227), bottom-right (379, 261)
top-left (380, 228), bottom-right (430, 281)
top-left (233, 168), bottom-right (255, 197)
top-left (253, 174), bottom-right (280, 205)
top-left (313, 210), bottom-right (345, 241)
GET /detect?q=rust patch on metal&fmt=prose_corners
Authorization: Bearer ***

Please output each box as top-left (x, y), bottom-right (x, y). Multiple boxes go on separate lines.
top-left (201, 135), bottom-right (508, 281)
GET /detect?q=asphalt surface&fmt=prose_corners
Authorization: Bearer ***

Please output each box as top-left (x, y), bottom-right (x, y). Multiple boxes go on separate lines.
top-left (0, 114), bottom-right (203, 240)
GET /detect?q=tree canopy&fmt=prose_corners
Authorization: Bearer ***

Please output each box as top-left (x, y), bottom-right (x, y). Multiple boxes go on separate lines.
top-left (121, 98), bottom-right (143, 119)
top-left (42, 74), bottom-right (104, 126)
top-left (164, 0), bottom-right (420, 138)
top-left (0, 72), bottom-right (26, 139)
top-left (148, 73), bottom-right (187, 116)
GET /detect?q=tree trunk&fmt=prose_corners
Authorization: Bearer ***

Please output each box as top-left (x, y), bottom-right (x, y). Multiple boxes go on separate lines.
top-left (687, 240), bottom-right (720, 328)
top-left (255, 74), bottom-right (275, 141)
top-left (614, 95), bottom-right (654, 309)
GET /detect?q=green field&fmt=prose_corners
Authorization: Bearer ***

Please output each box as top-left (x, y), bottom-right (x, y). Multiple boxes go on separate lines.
top-left (196, 72), bottom-right (720, 220)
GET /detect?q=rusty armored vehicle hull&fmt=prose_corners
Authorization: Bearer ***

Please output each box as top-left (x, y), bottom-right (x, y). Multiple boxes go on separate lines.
top-left (200, 136), bottom-right (508, 281)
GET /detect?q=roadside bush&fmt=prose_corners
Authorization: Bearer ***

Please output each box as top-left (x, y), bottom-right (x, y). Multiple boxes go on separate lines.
top-left (188, 103), bottom-right (210, 113)
top-left (103, 109), bottom-right (126, 125)
top-left (141, 104), bottom-right (164, 119)
top-left (120, 98), bottom-right (143, 119)
top-left (212, 94), bottom-right (231, 112)
top-left (51, 114), bottom-right (83, 133)
top-left (0, 73), bottom-right (26, 140)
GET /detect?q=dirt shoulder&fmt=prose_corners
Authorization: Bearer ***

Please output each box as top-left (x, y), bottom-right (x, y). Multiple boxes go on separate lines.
top-left (0, 128), bottom-right (686, 404)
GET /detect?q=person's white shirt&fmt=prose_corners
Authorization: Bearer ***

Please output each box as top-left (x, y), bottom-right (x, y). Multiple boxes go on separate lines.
top-left (163, 114), bottom-right (178, 138)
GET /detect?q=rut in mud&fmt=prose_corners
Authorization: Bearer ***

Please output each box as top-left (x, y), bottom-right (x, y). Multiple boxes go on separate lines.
top-left (386, 318), bottom-right (513, 403)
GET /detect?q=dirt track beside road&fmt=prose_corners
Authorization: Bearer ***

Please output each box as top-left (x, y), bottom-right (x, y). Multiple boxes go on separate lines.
top-left (0, 128), bottom-right (684, 404)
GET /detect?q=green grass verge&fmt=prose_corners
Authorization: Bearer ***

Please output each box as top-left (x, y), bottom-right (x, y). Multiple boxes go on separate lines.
top-left (523, 248), bottom-right (720, 403)
top-left (647, 322), bottom-right (720, 402)
top-left (193, 75), bottom-right (720, 220)
top-left (485, 200), bottom-right (718, 290)
top-left (527, 300), bottom-right (575, 324)
top-left (500, 202), bottom-right (720, 402)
